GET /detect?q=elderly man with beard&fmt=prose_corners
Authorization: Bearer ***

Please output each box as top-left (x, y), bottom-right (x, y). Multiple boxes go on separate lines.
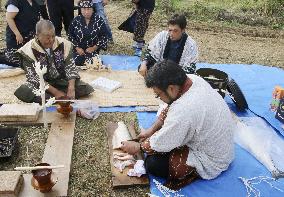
top-left (138, 14), bottom-right (198, 77)
top-left (14, 20), bottom-right (94, 103)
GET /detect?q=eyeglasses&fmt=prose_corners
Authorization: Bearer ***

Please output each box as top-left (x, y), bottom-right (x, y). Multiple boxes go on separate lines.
top-left (155, 91), bottom-right (162, 99)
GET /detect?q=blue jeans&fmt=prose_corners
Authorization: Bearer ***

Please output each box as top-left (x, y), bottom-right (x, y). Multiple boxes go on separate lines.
top-left (93, 2), bottom-right (113, 40)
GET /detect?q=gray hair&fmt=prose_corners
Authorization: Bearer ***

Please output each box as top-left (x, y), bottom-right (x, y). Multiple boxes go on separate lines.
top-left (36, 20), bottom-right (55, 35)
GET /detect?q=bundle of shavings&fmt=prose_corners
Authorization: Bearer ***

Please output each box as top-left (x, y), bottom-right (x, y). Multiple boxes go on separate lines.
top-left (85, 55), bottom-right (111, 71)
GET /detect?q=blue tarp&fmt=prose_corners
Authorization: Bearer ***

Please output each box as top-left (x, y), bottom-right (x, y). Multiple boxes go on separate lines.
top-left (197, 63), bottom-right (284, 137)
top-left (0, 64), bottom-right (14, 69)
top-left (101, 55), bottom-right (284, 196)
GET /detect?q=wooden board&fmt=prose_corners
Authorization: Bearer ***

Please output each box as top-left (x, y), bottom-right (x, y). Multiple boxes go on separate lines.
top-left (0, 171), bottom-right (23, 197)
top-left (106, 122), bottom-right (149, 188)
top-left (18, 112), bottom-right (76, 196)
top-left (0, 110), bottom-right (75, 126)
top-left (0, 103), bottom-right (40, 122)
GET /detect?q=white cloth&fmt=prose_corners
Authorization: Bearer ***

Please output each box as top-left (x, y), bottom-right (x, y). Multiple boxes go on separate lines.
top-left (127, 160), bottom-right (146, 177)
top-left (147, 31), bottom-right (198, 68)
top-left (45, 48), bottom-right (51, 55)
top-left (6, 4), bottom-right (19, 12)
top-left (149, 74), bottom-right (235, 180)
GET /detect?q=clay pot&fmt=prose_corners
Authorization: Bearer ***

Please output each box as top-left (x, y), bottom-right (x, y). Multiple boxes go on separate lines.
top-left (56, 96), bottom-right (73, 117)
top-left (31, 163), bottom-right (56, 193)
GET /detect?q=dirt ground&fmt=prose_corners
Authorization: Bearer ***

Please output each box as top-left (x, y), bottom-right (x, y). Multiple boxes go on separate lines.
top-left (106, 2), bottom-right (284, 68)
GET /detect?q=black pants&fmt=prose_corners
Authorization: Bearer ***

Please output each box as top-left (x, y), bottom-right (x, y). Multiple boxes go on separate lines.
top-left (47, 0), bottom-right (74, 36)
top-left (14, 79), bottom-right (94, 103)
top-left (144, 153), bottom-right (170, 178)
top-left (133, 9), bottom-right (152, 43)
top-left (40, 5), bottom-right (49, 20)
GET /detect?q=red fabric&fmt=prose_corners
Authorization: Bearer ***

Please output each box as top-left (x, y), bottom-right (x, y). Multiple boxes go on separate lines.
top-left (165, 146), bottom-right (199, 190)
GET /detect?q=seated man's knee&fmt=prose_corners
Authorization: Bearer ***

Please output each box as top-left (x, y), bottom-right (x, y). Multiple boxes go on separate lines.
top-left (14, 84), bottom-right (37, 103)
top-left (75, 81), bottom-right (94, 98)
top-left (74, 55), bottom-right (85, 66)
top-left (145, 155), bottom-right (169, 178)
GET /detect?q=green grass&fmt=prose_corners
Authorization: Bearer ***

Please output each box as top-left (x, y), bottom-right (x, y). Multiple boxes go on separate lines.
top-left (156, 0), bottom-right (284, 29)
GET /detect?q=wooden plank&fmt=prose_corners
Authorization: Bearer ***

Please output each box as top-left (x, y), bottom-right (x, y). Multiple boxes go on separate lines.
top-left (0, 171), bottom-right (23, 197)
top-left (106, 122), bottom-right (149, 188)
top-left (0, 110), bottom-right (76, 126)
top-left (18, 112), bottom-right (76, 196)
top-left (0, 104), bottom-right (40, 122)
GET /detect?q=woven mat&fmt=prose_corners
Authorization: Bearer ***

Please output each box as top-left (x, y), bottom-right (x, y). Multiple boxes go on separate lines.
top-left (80, 70), bottom-right (160, 107)
top-left (0, 70), bottom-right (160, 107)
top-left (0, 73), bottom-right (25, 104)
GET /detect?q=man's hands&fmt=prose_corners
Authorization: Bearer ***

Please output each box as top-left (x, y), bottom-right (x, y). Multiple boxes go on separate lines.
top-left (15, 32), bottom-right (23, 45)
top-left (102, 0), bottom-right (109, 6)
top-left (52, 88), bottom-right (74, 100)
top-left (67, 79), bottom-right (76, 99)
top-left (120, 141), bottom-right (140, 155)
top-left (76, 47), bottom-right (85, 56)
top-left (86, 45), bottom-right (98, 54)
top-left (67, 87), bottom-right (75, 100)
top-left (137, 128), bottom-right (153, 141)
top-left (53, 90), bottom-right (66, 99)
top-left (76, 46), bottom-right (98, 55)
top-left (138, 61), bottom-right (148, 77)
top-left (47, 79), bottom-right (76, 100)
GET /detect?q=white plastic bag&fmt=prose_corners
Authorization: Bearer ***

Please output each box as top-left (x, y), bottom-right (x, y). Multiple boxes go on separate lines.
top-left (72, 100), bottom-right (100, 120)
top-left (234, 117), bottom-right (284, 178)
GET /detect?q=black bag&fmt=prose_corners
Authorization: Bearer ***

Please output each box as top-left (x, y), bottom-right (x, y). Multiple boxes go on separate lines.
top-left (118, 10), bottom-right (137, 33)
top-left (275, 97), bottom-right (284, 123)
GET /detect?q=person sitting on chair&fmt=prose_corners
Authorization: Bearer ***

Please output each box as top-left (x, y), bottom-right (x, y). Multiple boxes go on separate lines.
top-left (68, 0), bottom-right (108, 66)
top-left (138, 14), bottom-right (198, 77)
top-left (14, 20), bottom-right (94, 103)
top-left (122, 60), bottom-right (234, 190)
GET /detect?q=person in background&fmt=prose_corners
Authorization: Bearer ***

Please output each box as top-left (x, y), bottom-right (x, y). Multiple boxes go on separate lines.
top-left (46, 0), bottom-right (74, 36)
top-left (5, 0), bottom-right (40, 67)
top-left (138, 14), bottom-right (198, 77)
top-left (14, 20), bottom-right (94, 103)
top-left (132, 0), bottom-right (155, 57)
top-left (92, 0), bottom-right (113, 43)
top-left (68, 0), bottom-right (108, 66)
top-left (34, 0), bottom-right (49, 20)
top-left (121, 60), bottom-right (234, 190)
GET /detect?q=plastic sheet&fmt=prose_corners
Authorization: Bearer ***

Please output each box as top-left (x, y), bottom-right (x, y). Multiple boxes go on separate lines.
top-left (72, 100), bottom-right (100, 120)
top-left (235, 117), bottom-right (284, 178)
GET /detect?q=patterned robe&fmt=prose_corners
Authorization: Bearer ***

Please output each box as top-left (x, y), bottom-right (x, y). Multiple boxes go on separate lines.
top-left (68, 13), bottom-right (108, 66)
top-left (17, 37), bottom-right (79, 91)
top-left (144, 31), bottom-right (198, 74)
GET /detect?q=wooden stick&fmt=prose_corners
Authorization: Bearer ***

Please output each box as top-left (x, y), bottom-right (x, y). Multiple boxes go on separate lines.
top-left (54, 100), bottom-right (87, 103)
top-left (14, 165), bottom-right (64, 171)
